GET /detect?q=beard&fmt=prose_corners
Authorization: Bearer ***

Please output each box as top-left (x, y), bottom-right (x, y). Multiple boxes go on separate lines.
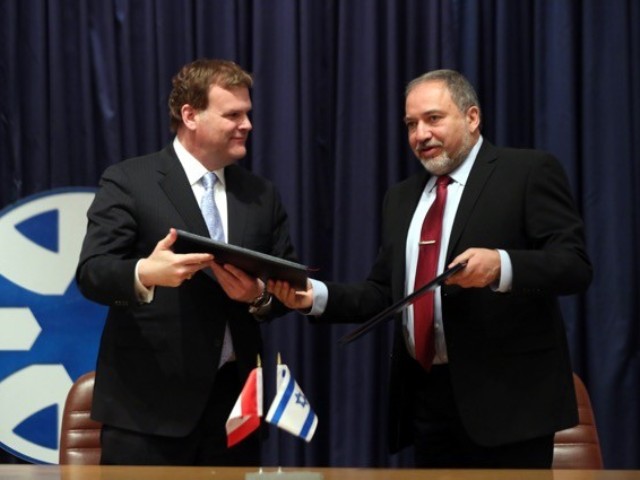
top-left (420, 153), bottom-right (459, 176)
top-left (418, 133), bottom-right (474, 176)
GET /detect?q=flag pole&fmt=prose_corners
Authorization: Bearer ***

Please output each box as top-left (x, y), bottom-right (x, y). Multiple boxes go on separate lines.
top-left (257, 354), bottom-right (263, 476)
top-left (276, 352), bottom-right (282, 473)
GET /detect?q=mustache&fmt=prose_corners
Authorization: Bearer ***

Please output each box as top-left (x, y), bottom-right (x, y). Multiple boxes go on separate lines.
top-left (416, 140), bottom-right (444, 150)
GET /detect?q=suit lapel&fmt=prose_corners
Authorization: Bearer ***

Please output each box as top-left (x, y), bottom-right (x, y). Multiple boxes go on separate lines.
top-left (223, 165), bottom-right (248, 246)
top-left (392, 171), bottom-right (430, 300)
top-left (447, 141), bottom-right (498, 258)
top-left (157, 146), bottom-right (210, 237)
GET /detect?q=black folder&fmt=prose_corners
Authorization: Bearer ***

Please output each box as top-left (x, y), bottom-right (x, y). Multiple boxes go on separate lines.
top-left (339, 262), bottom-right (466, 345)
top-left (173, 229), bottom-right (309, 290)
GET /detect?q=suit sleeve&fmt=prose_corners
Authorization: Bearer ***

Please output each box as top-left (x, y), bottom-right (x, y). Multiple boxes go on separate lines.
top-left (76, 164), bottom-right (141, 306)
top-left (507, 154), bottom-right (592, 295)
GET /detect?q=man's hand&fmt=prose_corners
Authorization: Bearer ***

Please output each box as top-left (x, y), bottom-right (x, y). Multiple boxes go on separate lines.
top-left (446, 248), bottom-right (501, 288)
top-left (209, 262), bottom-right (264, 303)
top-left (267, 279), bottom-right (313, 310)
top-left (138, 228), bottom-right (213, 287)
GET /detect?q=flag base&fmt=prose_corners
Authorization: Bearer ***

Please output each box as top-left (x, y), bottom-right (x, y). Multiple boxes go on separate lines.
top-left (245, 468), bottom-right (323, 480)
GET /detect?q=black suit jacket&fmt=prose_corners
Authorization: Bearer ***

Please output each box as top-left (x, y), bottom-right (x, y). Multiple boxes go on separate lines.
top-left (320, 140), bottom-right (592, 451)
top-left (76, 145), bottom-right (296, 437)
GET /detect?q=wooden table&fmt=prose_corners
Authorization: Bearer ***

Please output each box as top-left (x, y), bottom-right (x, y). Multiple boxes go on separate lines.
top-left (1, 466), bottom-right (640, 480)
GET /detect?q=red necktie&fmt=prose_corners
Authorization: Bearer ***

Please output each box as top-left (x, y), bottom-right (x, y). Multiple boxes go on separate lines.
top-left (414, 175), bottom-right (451, 371)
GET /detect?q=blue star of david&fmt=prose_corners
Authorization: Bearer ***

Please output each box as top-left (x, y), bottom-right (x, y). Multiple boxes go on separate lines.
top-left (295, 392), bottom-right (308, 408)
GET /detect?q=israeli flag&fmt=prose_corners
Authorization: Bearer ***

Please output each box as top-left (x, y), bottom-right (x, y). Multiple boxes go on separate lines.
top-left (266, 362), bottom-right (318, 442)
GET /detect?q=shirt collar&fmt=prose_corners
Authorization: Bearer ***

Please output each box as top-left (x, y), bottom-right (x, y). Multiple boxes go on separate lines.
top-left (172, 137), bottom-right (226, 187)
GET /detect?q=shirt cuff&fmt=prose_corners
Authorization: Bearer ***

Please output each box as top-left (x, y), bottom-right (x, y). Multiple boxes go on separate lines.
top-left (308, 278), bottom-right (328, 316)
top-left (135, 260), bottom-right (155, 304)
top-left (493, 249), bottom-right (513, 292)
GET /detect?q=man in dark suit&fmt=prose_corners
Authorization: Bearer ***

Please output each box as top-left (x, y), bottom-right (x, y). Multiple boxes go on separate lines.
top-left (77, 59), bottom-right (297, 465)
top-left (269, 69), bottom-right (592, 468)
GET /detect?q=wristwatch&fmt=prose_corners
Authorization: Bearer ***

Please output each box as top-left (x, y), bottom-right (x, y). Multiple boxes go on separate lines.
top-left (248, 285), bottom-right (272, 315)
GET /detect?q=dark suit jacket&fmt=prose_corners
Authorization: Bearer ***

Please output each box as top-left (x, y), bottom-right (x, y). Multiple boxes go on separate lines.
top-left (76, 144), bottom-right (296, 437)
top-left (320, 140), bottom-right (592, 451)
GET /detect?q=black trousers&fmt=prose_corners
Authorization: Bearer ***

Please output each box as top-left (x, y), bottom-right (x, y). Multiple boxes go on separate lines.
top-left (411, 362), bottom-right (554, 469)
top-left (100, 362), bottom-right (260, 466)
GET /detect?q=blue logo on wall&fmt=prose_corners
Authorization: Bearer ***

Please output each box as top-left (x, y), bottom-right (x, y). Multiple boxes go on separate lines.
top-left (0, 188), bottom-right (106, 464)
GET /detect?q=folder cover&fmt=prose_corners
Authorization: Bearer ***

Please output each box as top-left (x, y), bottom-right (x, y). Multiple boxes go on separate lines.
top-left (339, 262), bottom-right (466, 345)
top-left (173, 229), bottom-right (309, 290)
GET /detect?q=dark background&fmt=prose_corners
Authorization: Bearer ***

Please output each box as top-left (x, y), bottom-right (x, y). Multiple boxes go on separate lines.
top-left (1, 0), bottom-right (638, 469)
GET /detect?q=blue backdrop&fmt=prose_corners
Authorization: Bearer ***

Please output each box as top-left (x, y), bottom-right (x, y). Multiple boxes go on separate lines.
top-left (1, 0), bottom-right (638, 469)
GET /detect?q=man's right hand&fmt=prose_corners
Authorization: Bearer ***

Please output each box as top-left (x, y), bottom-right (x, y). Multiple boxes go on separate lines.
top-left (267, 279), bottom-right (313, 310)
top-left (138, 228), bottom-right (213, 288)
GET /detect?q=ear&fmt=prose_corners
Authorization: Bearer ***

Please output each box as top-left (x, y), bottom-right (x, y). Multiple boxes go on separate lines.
top-left (466, 105), bottom-right (481, 132)
top-left (181, 105), bottom-right (198, 131)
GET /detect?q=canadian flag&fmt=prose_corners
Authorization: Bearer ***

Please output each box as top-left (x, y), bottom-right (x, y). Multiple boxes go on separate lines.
top-left (225, 365), bottom-right (263, 447)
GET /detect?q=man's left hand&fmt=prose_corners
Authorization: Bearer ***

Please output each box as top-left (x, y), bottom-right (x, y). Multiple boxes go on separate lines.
top-left (446, 248), bottom-right (501, 288)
